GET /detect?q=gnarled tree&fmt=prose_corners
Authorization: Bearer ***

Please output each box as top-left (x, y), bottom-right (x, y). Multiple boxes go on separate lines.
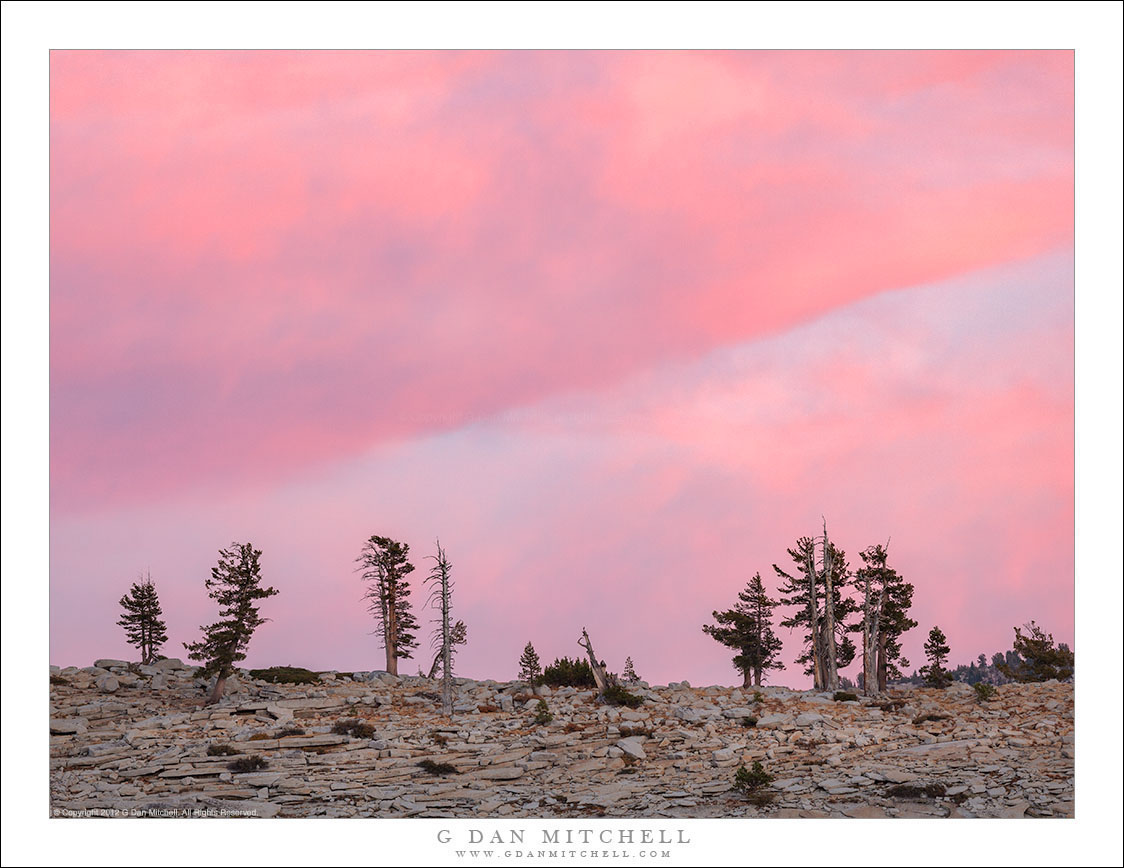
top-left (849, 543), bottom-right (916, 694)
top-left (356, 535), bottom-right (419, 677)
top-left (703, 572), bottom-right (785, 687)
top-left (774, 529), bottom-right (857, 691)
top-left (184, 542), bottom-right (278, 704)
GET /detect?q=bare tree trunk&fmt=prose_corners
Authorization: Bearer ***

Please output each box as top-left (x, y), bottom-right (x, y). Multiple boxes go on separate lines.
top-left (578, 628), bottom-right (610, 694)
top-left (805, 545), bottom-right (823, 691)
top-left (440, 569), bottom-right (452, 719)
top-left (877, 629), bottom-right (888, 693)
top-left (821, 520), bottom-right (839, 692)
top-left (862, 572), bottom-right (882, 696)
top-left (385, 602), bottom-right (398, 676)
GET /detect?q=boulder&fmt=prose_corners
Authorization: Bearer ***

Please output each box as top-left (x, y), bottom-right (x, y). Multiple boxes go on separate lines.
top-left (617, 737), bottom-right (647, 760)
top-left (94, 659), bottom-right (129, 670)
top-left (96, 674), bottom-right (120, 693)
top-left (50, 718), bottom-right (88, 735)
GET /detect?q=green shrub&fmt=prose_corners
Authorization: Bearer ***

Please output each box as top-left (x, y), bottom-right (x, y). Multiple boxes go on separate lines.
top-left (733, 761), bottom-right (775, 804)
top-left (752, 691), bottom-right (764, 704)
top-left (248, 666), bottom-right (322, 684)
top-left (533, 699), bottom-right (554, 725)
top-left (332, 718), bottom-right (376, 739)
top-left (888, 782), bottom-right (946, 799)
top-left (602, 682), bottom-right (643, 708)
top-left (833, 691), bottom-right (859, 702)
top-left (228, 755), bottom-right (268, 773)
top-left (741, 716), bottom-right (758, 728)
top-left (207, 743), bottom-right (241, 757)
top-left (973, 682), bottom-right (997, 703)
top-left (417, 759), bottom-right (458, 776)
top-left (542, 657), bottom-right (597, 688)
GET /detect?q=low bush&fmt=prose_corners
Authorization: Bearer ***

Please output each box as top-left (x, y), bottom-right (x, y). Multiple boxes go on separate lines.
top-left (733, 761), bottom-right (775, 805)
top-left (228, 755), bottom-right (268, 773)
top-left (602, 682), bottom-right (643, 708)
top-left (417, 759), bottom-right (458, 776)
top-left (248, 732), bottom-right (274, 741)
top-left (332, 718), bottom-right (376, 739)
top-left (833, 691), bottom-right (859, 702)
top-left (206, 743), bottom-right (241, 757)
top-left (533, 699), bottom-right (554, 725)
top-left (741, 716), bottom-right (758, 728)
top-left (248, 666), bottom-right (321, 685)
top-left (275, 727), bottom-right (306, 738)
top-left (888, 782), bottom-right (946, 799)
top-left (542, 657), bottom-right (597, 688)
top-left (973, 682), bottom-right (997, 703)
top-left (50, 675), bottom-right (69, 686)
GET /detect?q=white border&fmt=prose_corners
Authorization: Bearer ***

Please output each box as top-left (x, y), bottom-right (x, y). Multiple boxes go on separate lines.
top-left (3, 3), bottom-right (1121, 866)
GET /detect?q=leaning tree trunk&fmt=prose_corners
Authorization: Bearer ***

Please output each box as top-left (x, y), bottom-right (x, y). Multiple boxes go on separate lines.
top-left (821, 521), bottom-right (839, 692)
top-left (577, 628), bottom-right (610, 694)
top-left (207, 671), bottom-right (228, 705)
top-left (439, 565), bottom-right (453, 719)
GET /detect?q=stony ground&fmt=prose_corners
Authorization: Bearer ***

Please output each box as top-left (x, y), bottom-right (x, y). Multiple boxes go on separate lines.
top-left (49, 660), bottom-right (1074, 819)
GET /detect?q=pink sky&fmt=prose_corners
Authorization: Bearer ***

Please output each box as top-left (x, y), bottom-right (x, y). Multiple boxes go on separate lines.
top-left (49, 51), bottom-right (1074, 685)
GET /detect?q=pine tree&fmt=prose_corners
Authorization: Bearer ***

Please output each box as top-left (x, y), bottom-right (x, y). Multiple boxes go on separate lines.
top-left (116, 572), bottom-right (168, 664)
top-left (518, 642), bottom-right (542, 687)
top-left (774, 538), bottom-right (857, 688)
top-left (996, 621), bottom-right (1074, 682)
top-left (622, 657), bottom-right (640, 684)
top-left (848, 544), bottom-right (916, 693)
top-left (356, 535), bottom-right (420, 676)
top-left (922, 625), bottom-right (952, 688)
top-left (183, 542), bottom-right (278, 704)
top-left (703, 572), bottom-right (785, 688)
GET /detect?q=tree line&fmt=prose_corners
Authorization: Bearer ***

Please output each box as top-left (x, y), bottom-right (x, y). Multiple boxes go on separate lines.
top-left (114, 522), bottom-right (1073, 706)
top-left (701, 521), bottom-right (1073, 694)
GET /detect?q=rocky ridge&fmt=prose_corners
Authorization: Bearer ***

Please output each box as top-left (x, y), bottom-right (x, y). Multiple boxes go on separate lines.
top-left (49, 660), bottom-right (1074, 819)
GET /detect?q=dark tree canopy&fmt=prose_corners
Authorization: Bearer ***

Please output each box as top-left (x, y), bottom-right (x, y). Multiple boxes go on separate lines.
top-left (117, 572), bottom-right (168, 665)
top-left (849, 544), bottom-right (917, 689)
top-left (356, 535), bottom-right (420, 672)
top-left (774, 538), bottom-right (858, 677)
top-left (703, 572), bottom-right (785, 687)
top-left (184, 543), bottom-right (278, 700)
top-left (997, 621), bottom-right (1074, 683)
top-left (922, 625), bottom-right (952, 688)
top-left (518, 641), bottom-right (543, 685)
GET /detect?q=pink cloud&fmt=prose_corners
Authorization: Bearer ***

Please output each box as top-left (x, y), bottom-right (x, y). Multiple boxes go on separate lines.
top-left (50, 51), bottom-right (1073, 512)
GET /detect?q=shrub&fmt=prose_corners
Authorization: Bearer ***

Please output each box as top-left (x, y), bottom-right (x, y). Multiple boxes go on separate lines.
top-left (602, 682), bottom-right (644, 708)
top-left (542, 657), bottom-right (597, 688)
top-left (972, 682), bottom-right (997, 703)
top-left (50, 675), bottom-right (69, 686)
top-left (752, 691), bottom-right (764, 704)
top-left (741, 716), bottom-right (757, 728)
top-left (533, 699), bottom-right (554, 725)
top-left (275, 727), bottom-right (306, 738)
top-left (417, 759), bottom-right (458, 776)
top-left (733, 761), bottom-right (775, 805)
top-left (228, 755), bottom-right (268, 773)
top-left (833, 691), bottom-right (858, 702)
top-left (888, 782), bottom-right (946, 799)
top-left (997, 621), bottom-right (1074, 682)
top-left (332, 718), bottom-right (376, 739)
top-left (207, 743), bottom-right (241, 757)
top-left (619, 725), bottom-right (652, 738)
top-left (248, 666), bottom-right (321, 685)
top-left (248, 732), bottom-right (274, 741)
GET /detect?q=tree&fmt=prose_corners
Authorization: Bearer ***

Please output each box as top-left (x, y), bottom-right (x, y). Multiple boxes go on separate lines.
top-left (774, 534), bottom-right (857, 690)
top-left (622, 657), bottom-right (640, 684)
top-left (426, 620), bottom-right (467, 679)
top-left (703, 572), bottom-right (785, 687)
top-left (423, 539), bottom-right (457, 716)
top-left (996, 621), bottom-right (1074, 682)
top-left (356, 535), bottom-right (420, 676)
top-left (117, 571), bottom-right (168, 664)
top-left (518, 642), bottom-right (542, 687)
top-left (849, 544), bottom-right (916, 693)
top-left (922, 625), bottom-right (952, 688)
top-left (183, 542), bottom-right (278, 704)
